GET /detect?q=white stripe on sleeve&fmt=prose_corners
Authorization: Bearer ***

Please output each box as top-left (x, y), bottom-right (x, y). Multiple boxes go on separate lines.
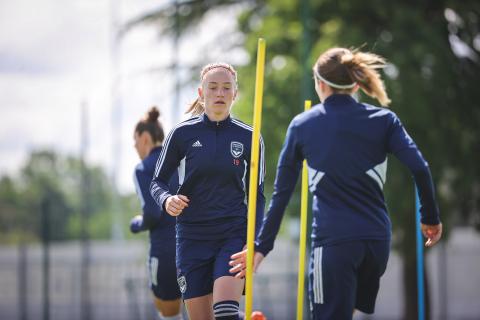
top-left (133, 163), bottom-right (145, 208)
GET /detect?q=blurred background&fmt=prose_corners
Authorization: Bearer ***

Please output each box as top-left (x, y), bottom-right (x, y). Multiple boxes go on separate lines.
top-left (0, 0), bottom-right (479, 319)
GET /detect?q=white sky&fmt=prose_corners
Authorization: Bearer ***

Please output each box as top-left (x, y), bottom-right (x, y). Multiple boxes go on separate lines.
top-left (0, 0), bottom-right (248, 194)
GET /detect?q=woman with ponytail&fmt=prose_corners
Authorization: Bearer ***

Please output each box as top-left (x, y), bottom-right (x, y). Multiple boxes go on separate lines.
top-left (150, 63), bottom-right (265, 319)
top-left (230, 48), bottom-right (442, 319)
top-left (130, 107), bottom-right (183, 320)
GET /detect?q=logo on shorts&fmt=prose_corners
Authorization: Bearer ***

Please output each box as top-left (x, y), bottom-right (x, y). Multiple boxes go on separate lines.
top-left (230, 141), bottom-right (244, 158)
top-left (177, 276), bottom-right (187, 293)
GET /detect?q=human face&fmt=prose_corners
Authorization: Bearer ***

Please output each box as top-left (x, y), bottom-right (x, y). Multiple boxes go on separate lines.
top-left (199, 68), bottom-right (237, 121)
top-left (134, 131), bottom-right (150, 160)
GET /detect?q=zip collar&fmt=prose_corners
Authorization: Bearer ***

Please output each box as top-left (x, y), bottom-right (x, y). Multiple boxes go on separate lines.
top-left (202, 113), bottom-right (231, 128)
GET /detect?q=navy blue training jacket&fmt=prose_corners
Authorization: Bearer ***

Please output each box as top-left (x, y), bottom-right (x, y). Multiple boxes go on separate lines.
top-left (255, 94), bottom-right (440, 256)
top-left (150, 113), bottom-right (266, 240)
top-left (132, 146), bottom-right (177, 246)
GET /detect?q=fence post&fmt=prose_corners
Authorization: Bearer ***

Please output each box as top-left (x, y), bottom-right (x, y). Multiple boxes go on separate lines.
top-left (18, 243), bottom-right (28, 320)
top-left (415, 186), bottom-right (425, 320)
top-left (41, 196), bottom-right (50, 320)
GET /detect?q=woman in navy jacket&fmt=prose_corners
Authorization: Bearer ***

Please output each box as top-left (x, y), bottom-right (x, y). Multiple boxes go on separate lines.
top-left (130, 107), bottom-right (183, 320)
top-left (230, 48), bottom-right (442, 320)
top-left (151, 63), bottom-right (265, 320)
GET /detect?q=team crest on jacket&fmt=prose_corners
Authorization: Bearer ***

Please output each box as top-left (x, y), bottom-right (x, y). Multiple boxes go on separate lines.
top-left (177, 276), bottom-right (187, 293)
top-left (230, 141), bottom-right (244, 158)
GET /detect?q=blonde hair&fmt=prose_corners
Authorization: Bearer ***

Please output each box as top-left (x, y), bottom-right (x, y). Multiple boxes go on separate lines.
top-left (313, 48), bottom-right (391, 106)
top-left (186, 62), bottom-right (238, 116)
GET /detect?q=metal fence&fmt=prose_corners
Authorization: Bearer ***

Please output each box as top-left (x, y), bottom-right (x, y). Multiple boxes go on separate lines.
top-left (1, 228), bottom-right (479, 320)
top-left (0, 239), bottom-right (299, 320)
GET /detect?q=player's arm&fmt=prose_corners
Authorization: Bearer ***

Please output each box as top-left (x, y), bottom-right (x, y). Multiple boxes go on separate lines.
top-left (255, 121), bottom-right (303, 256)
top-left (230, 122), bottom-right (303, 277)
top-left (132, 166), bottom-right (163, 232)
top-left (388, 114), bottom-right (442, 246)
top-left (150, 130), bottom-right (189, 217)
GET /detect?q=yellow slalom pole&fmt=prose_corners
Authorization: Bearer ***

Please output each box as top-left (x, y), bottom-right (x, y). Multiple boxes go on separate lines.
top-left (296, 100), bottom-right (311, 320)
top-left (245, 38), bottom-right (266, 320)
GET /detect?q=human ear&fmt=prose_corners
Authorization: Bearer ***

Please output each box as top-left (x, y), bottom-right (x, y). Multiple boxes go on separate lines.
top-left (352, 84), bottom-right (360, 94)
top-left (320, 80), bottom-right (326, 91)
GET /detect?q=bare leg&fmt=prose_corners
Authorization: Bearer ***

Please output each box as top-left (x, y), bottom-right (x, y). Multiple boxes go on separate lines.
top-left (211, 275), bottom-right (244, 318)
top-left (184, 294), bottom-right (214, 320)
top-left (213, 275), bottom-right (244, 303)
top-left (153, 296), bottom-right (182, 317)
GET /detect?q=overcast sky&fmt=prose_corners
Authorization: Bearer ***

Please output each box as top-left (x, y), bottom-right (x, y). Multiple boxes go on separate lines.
top-left (0, 0), bottom-right (247, 193)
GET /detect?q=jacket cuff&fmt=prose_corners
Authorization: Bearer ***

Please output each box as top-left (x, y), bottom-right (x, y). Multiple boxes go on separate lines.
top-left (254, 241), bottom-right (272, 257)
top-left (159, 192), bottom-right (172, 211)
top-left (420, 215), bottom-right (440, 225)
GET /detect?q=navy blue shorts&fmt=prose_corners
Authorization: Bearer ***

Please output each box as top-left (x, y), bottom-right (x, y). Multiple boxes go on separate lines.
top-left (176, 235), bottom-right (245, 300)
top-left (308, 240), bottom-right (390, 319)
top-left (148, 243), bottom-right (182, 301)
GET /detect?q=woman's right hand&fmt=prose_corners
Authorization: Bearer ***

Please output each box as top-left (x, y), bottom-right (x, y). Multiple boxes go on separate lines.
top-left (165, 195), bottom-right (189, 216)
top-left (421, 222), bottom-right (442, 247)
top-left (229, 249), bottom-right (265, 278)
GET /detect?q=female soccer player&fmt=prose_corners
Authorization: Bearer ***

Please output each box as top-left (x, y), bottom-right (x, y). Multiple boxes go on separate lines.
top-left (230, 48), bottom-right (442, 320)
top-left (130, 107), bottom-right (183, 320)
top-left (150, 63), bottom-right (266, 320)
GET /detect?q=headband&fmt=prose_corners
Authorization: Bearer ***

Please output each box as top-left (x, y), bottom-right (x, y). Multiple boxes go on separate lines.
top-left (201, 64), bottom-right (237, 82)
top-left (313, 68), bottom-right (356, 89)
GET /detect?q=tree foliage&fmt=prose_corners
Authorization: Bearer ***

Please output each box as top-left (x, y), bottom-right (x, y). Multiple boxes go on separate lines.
top-left (0, 150), bottom-right (138, 243)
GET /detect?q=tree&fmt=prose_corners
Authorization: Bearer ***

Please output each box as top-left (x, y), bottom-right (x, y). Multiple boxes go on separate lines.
top-left (14, 150), bottom-right (74, 241)
top-left (0, 176), bottom-right (30, 242)
top-left (0, 150), bottom-right (138, 243)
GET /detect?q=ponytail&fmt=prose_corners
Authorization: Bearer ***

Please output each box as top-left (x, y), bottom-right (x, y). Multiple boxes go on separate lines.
top-left (341, 51), bottom-right (391, 106)
top-left (185, 97), bottom-right (204, 116)
top-left (314, 48), bottom-right (391, 106)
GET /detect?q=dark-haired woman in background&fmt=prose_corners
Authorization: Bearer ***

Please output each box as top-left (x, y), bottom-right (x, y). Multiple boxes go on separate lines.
top-left (130, 107), bottom-right (183, 320)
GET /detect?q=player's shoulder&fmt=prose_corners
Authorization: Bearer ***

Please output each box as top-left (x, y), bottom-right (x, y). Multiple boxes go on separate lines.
top-left (164, 116), bottom-right (204, 143)
top-left (290, 103), bottom-right (326, 127)
top-left (141, 148), bottom-right (161, 173)
top-left (361, 102), bottom-right (398, 121)
top-left (230, 117), bottom-right (253, 132)
top-left (172, 115), bottom-right (203, 133)
top-left (230, 117), bottom-right (265, 148)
